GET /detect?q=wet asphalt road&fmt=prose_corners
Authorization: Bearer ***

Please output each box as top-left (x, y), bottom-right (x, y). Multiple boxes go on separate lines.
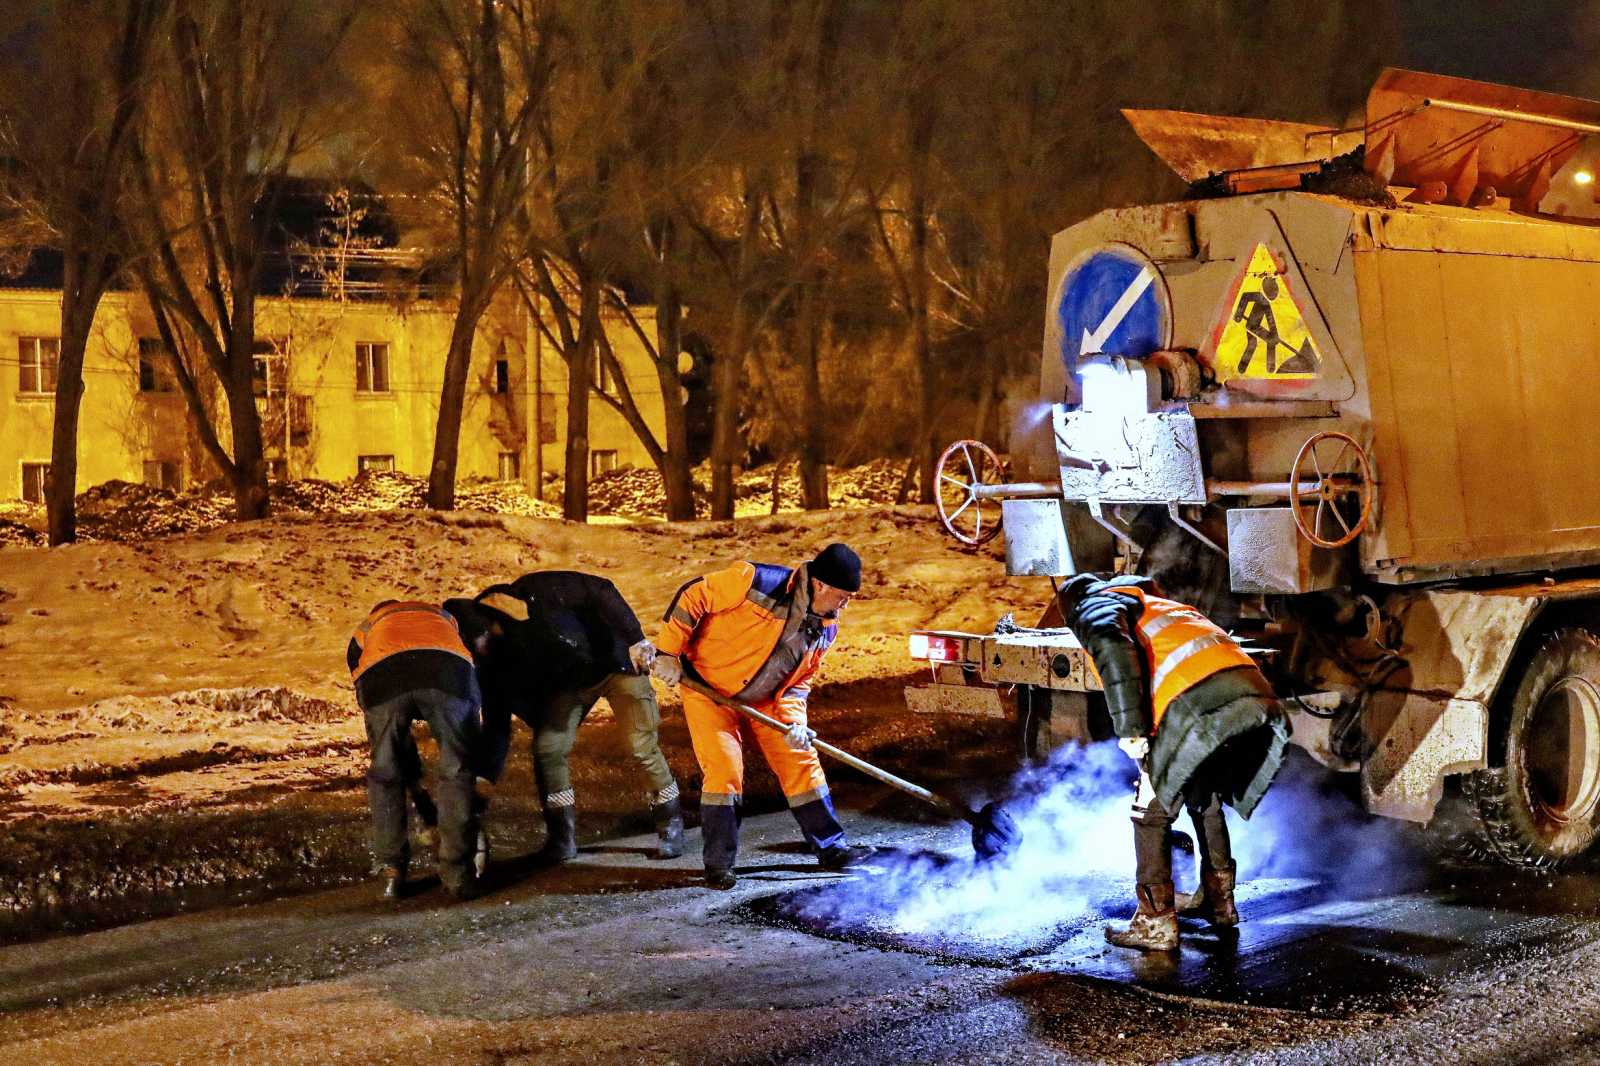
top-left (5, 792), bottom-right (1600, 1065)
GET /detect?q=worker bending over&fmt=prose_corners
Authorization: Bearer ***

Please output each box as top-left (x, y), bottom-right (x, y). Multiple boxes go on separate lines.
top-left (654, 543), bottom-right (873, 889)
top-left (1057, 574), bottom-right (1290, 951)
top-left (348, 599), bottom-right (484, 901)
top-left (447, 571), bottom-right (683, 865)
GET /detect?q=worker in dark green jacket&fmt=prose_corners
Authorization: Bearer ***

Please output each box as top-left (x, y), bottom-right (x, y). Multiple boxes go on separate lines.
top-left (1058, 574), bottom-right (1290, 952)
top-left (445, 571), bottom-right (683, 867)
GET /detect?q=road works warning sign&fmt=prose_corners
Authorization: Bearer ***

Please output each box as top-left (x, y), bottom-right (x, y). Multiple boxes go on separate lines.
top-left (1210, 243), bottom-right (1322, 381)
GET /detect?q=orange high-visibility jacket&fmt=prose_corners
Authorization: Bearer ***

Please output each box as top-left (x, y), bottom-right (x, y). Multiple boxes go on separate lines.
top-left (1106, 585), bottom-right (1257, 732)
top-left (657, 562), bottom-right (836, 711)
top-left (350, 601), bottom-right (473, 683)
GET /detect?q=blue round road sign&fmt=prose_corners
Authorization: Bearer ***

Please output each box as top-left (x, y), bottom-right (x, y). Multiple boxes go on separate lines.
top-left (1055, 243), bottom-right (1171, 371)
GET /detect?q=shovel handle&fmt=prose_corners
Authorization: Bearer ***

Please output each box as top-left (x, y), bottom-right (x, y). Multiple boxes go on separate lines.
top-left (679, 678), bottom-right (962, 819)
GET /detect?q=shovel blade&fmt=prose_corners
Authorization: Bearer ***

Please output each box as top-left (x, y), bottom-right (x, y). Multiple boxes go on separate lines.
top-left (971, 801), bottom-right (1022, 861)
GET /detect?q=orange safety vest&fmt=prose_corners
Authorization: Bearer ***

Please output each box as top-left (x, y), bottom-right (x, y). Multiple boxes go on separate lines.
top-left (1108, 586), bottom-right (1258, 732)
top-left (657, 562), bottom-right (835, 706)
top-left (351, 601), bottom-right (473, 682)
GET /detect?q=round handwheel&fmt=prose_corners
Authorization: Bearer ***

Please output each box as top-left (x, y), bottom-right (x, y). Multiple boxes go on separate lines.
top-left (1290, 431), bottom-right (1375, 549)
top-left (935, 440), bottom-right (1004, 546)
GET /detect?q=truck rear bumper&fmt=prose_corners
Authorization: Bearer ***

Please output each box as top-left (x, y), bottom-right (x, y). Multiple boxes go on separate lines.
top-left (904, 682), bottom-right (1008, 719)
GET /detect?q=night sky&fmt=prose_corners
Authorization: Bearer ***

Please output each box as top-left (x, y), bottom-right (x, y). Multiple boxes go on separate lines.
top-left (1397, 0), bottom-right (1600, 96)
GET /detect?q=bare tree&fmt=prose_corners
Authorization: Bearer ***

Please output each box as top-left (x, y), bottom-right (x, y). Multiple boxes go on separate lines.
top-left (514, 0), bottom-right (675, 522)
top-left (128, 0), bottom-right (357, 520)
top-left (858, 2), bottom-right (976, 504)
top-left (681, 170), bottom-right (778, 521)
top-left (678, 2), bottom-right (827, 520)
top-left (599, 5), bottom-right (706, 521)
top-left (384, 0), bottom-right (553, 510)
top-left (0, 0), bottom-right (167, 544)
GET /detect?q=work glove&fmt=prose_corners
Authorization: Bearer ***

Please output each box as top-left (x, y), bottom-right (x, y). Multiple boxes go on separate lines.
top-left (784, 721), bottom-right (816, 752)
top-left (652, 654), bottom-right (682, 687)
top-left (1117, 735), bottom-right (1150, 761)
top-left (628, 639), bottom-right (657, 674)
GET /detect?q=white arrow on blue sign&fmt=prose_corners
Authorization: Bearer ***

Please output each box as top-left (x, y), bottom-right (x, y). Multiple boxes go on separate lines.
top-left (1055, 244), bottom-right (1171, 369)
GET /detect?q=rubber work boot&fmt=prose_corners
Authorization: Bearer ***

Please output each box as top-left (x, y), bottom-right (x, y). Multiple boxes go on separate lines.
top-left (1176, 861), bottom-right (1239, 927)
top-left (536, 805), bottom-right (579, 865)
top-left (380, 865), bottom-right (407, 902)
top-left (705, 867), bottom-right (737, 890)
top-left (817, 844), bottom-right (875, 871)
top-left (652, 798), bottom-right (685, 860)
top-left (443, 872), bottom-right (481, 901)
top-left (1105, 882), bottom-right (1180, 952)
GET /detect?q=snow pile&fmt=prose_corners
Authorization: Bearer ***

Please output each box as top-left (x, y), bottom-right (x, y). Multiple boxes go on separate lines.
top-left (2, 457), bottom-right (945, 542)
top-left (588, 466), bottom-right (674, 517)
top-left (0, 517), bottom-right (43, 548)
top-left (586, 458), bottom-right (916, 519)
top-left (0, 473), bottom-right (563, 545)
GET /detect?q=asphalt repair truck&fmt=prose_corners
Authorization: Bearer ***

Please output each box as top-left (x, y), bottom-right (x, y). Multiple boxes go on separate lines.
top-left (910, 68), bottom-right (1600, 868)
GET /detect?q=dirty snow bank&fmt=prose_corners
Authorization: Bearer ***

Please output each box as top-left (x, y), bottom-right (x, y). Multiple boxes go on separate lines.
top-left (0, 503), bottom-right (1042, 938)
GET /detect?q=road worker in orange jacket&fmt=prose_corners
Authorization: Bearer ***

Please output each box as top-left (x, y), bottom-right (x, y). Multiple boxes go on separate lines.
top-left (652, 543), bottom-right (874, 888)
top-left (1057, 574), bottom-right (1290, 952)
top-left (348, 599), bottom-right (485, 901)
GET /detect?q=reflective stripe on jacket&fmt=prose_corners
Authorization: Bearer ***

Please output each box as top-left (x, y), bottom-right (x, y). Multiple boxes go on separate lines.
top-left (351, 601), bottom-right (473, 682)
top-left (1108, 585), bottom-right (1257, 732)
top-left (657, 561), bottom-right (837, 711)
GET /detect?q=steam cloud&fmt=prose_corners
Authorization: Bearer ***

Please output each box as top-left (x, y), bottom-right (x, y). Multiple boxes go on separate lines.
top-left (790, 743), bottom-right (1423, 945)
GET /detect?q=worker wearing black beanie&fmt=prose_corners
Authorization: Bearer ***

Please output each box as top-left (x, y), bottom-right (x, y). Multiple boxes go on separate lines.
top-left (652, 542), bottom-right (872, 887)
top-left (809, 542), bottom-right (862, 593)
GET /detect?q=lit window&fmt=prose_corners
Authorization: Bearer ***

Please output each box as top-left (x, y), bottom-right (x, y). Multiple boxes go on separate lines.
top-left (498, 451), bottom-right (520, 480)
top-left (358, 454), bottom-right (395, 474)
top-left (137, 338), bottom-right (175, 393)
top-left (252, 338), bottom-right (285, 398)
top-left (18, 337), bottom-right (58, 394)
top-left (142, 460), bottom-right (180, 491)
top-left (591, 449), bottom-right (618, 477)
top-left (289, 394), bottom-right (312, 440)
top-left (21, 463), bottom-right (50, 503)
top-left (265, 458), bottom-right (288, 482)
top-left (356, 342), bottom-right (390, 393)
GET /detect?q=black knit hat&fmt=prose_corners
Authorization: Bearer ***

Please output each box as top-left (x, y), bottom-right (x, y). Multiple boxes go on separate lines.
top-left (810, 542), bottom-right (862, 592)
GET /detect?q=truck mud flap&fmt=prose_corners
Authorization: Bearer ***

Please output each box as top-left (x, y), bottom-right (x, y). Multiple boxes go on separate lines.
top-left (1361, 695), bottom-right (1489, 823)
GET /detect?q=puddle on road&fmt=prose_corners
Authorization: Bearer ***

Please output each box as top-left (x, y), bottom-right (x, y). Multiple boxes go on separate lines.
top-left (737, 853), bottom-right (1600, 1016)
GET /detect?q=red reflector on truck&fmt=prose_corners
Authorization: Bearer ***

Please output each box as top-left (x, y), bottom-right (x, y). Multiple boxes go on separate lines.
top-left (908, 633), bottom-right (962, 662)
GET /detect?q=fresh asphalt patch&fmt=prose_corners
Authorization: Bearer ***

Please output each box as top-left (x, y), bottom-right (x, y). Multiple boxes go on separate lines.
top-left (737, 851), bottom-right (1600, 1017)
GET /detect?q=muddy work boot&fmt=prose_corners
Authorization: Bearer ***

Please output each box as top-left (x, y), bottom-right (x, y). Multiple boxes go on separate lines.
top-left (1106, 882), bottom-right (1179, 952)
top-left (705, 867), bottom-right (737, 890)
top-left (535, 804), bottom-right (579, 865)
top-left (652, 797), bottom-right (686, 860)
top-left (380, 865), bottom-right (407, 902)
top-left (442, 871), bottom-right (482, 901)
top-left (1176, 862), bottom-right (1239, 927)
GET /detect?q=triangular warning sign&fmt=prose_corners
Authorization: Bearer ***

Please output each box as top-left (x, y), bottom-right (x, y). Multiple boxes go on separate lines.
top-left (1211, 244), bottom-right (1323, 382)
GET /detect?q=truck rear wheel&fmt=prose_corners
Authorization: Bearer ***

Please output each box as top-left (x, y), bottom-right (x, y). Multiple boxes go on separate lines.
top-left (1462, 628), bottom-right (1600, 867)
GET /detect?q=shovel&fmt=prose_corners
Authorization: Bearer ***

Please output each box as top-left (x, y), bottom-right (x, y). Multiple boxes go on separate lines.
top-left (680, 677), bottom-right (1022, 860)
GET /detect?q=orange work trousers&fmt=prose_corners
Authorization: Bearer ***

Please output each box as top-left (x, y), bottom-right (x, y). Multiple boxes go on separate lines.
top-left (681, 687), bottom-right (829, 805)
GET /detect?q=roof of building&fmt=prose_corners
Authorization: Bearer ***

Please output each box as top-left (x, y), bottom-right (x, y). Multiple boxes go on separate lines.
top-left (0, 176), bottom-right (455, 299)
